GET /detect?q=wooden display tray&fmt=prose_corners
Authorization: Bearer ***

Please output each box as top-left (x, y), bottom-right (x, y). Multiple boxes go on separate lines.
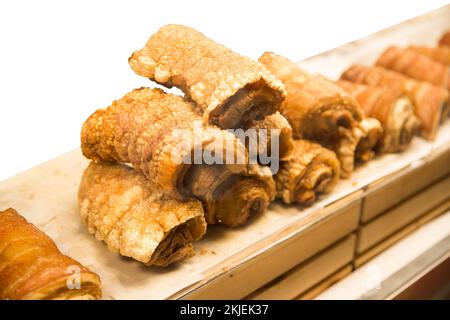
top-left (176, 200), bottom-right (359, 299)
top-left (246, 235), bottom-right (355, 300)
top-left (0, 149), bottom-right (361, 300)
top-left (297, 265), bottom-right (353, 300)
top-left (361, 148), bottom-right (450, 223)
top-left (357, 175), bottom-right (450, 255)
top-left (0, 6), bottom-right (449, 300)
top-left (355, 198), bottom-right (450, 268)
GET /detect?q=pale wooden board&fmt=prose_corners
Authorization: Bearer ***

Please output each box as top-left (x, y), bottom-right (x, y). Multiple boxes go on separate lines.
top-left (247, 235), bottom-right (355, 300)
top-left (357, 175), bottom-right (450, 254)
top-left (355, 198), bottom-right (450, 268)
top-left (362, 148), bottom-right (450, 223)
top-left (298, 265), bottom-right (353, 300)
top-left (179, 199), bottom-right (360, 299)
top-left (316, 211), bottom-right (450, 299)
top-left (0, 6), bottom-right (449, 300)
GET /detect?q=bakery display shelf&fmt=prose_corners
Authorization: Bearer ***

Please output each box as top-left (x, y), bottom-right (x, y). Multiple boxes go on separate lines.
top-left (0, 6), bottom-right (449, 300)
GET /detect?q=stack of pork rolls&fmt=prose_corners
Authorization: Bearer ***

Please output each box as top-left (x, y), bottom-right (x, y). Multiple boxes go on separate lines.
top-left (4, 27), bottom-right (450, 300)
top-left (3, 26), bottom-right (450, 301)
top-left (80, 27), bottom-right (450, 268)
top-left (79, 25), bottom-right (291, 267)
top-left (340, 31), bottom-right (450, 142)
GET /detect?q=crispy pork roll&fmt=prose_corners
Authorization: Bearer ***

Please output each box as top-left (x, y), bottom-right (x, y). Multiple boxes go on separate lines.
top-left (376, 46), bottom-right (450, 90)
top-left (78, 162), bottom-right (207, 267)
top-left (0, 208), bottom-right (102, 300)
top-left (408, 45), bottom-right (450, 66)
top-left (81, 88), bottom-right (274, 227)
top-left (129, 24), bottom-right (286, 129)
top-left (275, 140), bottom-right (340, 205)
top-left (247, 112), bottom-right (294, 161)
top-left (259, 52), bottom-right (364, 178)
top-left (336, 80), bottom-right (420, 153)
top-left (81, 87), bottom-right (247, 201)
top-left (439, 31), bottom-right (450, 47)
top-left (341, 65), bottom-right (449, 140)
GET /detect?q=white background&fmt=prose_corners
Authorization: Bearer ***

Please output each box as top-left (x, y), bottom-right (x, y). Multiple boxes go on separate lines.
top-left (0, 0), bottom-right (448, 181)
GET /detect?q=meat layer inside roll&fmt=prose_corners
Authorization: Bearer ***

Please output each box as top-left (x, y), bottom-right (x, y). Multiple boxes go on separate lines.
top-left (341, 65), bottom-right (448, 140)
top-left (0, 208), bottom-right (102, 300)
top-left (259, 52), bottom-right (363, 178)
top-left (81, 87), bottom-right (248, 201)
top-left (336, 80), bottom-right (419, 153)
top-left (80, 88), bottom-right (275, 227)
top-left (128, 24), bottom-right (286, 129)
top-left (275, 140), bottom-right (340, 205)
top-left (185, 164), bottom-right (276, 227)
top-left (78, 162), bottom-right (207, 267)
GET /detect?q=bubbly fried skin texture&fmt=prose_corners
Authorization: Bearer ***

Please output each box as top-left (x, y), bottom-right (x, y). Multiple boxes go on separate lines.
top-left (439, 31), bottom-right (450, 47)
top-left (341, 65), bottom-right (449, 140)
top-left (78, 162), bottom-right (207, 267)
top-left (129, 24), bottom-right (286, 129)
top-left (275, 140), bottom-right (340, 205)
top-left (81, 87), bottom-right (247, 201)
top-left (408, 45), bottom-right (450, 66)
top-left (0, 208), bottom-right (102, 300)
top-left (80, 88), bottom-right (274, 228)
top-left (336, 80), bottom-right (420, 153)
top-left (259, 52), bottom-right (364, 178)
top-left (247, 112), bottom-right (294, 161)
top-left (376, 46), bottom-right (450, 90)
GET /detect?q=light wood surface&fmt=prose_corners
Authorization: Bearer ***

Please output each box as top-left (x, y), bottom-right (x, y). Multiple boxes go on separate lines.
top-left (362, 148), bottom-right (450, 223)
top-left (298, 265), bottom-right (353, 300)
top-left (178, 200), bottom-right (360, 299)
top-left (247, 235), bottom-right (355, 300)
top-left (357, 175), bottom-right (450, 254)
top-left (355, 198), bottom-right (450, 267)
